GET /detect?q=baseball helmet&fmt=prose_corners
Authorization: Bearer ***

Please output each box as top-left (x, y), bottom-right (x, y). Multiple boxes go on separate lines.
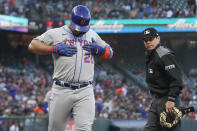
top-left (71, 5), bottom-right (91, 32)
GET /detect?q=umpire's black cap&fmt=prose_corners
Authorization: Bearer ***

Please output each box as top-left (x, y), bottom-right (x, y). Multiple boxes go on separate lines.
top-left (142, 28), bottom-right (159, 40)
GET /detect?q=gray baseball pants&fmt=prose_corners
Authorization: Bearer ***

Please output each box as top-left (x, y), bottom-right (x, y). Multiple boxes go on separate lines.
top-left (48, 83), bottom-right (95, 131)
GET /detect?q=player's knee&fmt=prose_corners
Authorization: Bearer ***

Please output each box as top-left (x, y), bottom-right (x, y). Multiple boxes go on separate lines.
top-left (48, 120), bottom-right (65, 131)
top-left (75, 122), bottom-right (92, 131)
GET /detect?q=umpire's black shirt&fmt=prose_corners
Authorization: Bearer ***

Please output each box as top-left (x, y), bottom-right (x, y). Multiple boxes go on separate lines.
top-left (146, 44), bottom-right (183, 102)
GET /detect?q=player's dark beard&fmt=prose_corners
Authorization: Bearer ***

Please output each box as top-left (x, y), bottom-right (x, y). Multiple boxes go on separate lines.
top-left (74, 32), bottom-right (86, 37)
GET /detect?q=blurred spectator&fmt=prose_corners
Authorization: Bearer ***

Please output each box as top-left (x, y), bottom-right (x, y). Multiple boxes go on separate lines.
top-left (116, 88), bottom-right (124, 95)
top-left (0, 119), bottom-right (5, 131)
top-left (0, 0), bottom-right (196, 20)
top-left (8, 82), bottom-right (18, 99)
top-left (166, 7), bottom-right (173, 18)
top-left (33, 103), bottom-right (44, 116)
top-left (9, 121), bottom-right (19, 131)
top-left (130, 9), bottom-right (137, 18)
top-left (95, 98), bottom-right (103, 117)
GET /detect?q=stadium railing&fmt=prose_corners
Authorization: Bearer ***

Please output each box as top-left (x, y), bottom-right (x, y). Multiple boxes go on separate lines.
top-left (0, 116), bottom-right (197, 131)
top-left (0, 116), bottom-right (48, 131)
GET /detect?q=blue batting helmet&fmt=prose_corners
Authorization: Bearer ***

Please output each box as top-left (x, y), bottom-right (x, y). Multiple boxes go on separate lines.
top-left (70, 5), bottom-right (91, 32)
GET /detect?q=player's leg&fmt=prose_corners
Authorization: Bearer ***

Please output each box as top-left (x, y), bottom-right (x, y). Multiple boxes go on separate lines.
top-left (72, 85), bottom-right (95, 131)
top-left (48, 87), bottom-right (74, 131)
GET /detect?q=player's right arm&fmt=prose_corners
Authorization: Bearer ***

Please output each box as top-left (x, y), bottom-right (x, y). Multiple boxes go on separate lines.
top-left (28, 40), bottom-right (53, 55)
top-left (28, 29), bottom-right (77, 56)
top-left (28, 29), bottom-right (55, 55)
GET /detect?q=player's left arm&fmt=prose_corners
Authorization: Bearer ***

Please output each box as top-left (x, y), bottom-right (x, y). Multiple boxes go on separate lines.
top-left (94, 32), bottom-right (113, 59)
top-left (82, 31), bottom-right (113, 59)
top-left (100, 45), bottom-right (113, 59)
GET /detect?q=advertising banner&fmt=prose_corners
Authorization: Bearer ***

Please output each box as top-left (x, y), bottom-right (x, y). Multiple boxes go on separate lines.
top-left (0, 14), bottom-right (28, 32)
top-left (65, 18), bottom-right (197, 33)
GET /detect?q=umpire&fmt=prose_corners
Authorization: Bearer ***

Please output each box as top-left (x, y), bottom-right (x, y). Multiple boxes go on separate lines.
top-left (142, 28), bottom-right (183, 131)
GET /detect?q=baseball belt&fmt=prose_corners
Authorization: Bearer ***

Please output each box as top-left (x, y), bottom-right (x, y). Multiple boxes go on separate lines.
top-left (55, 80), bottom-right (92, 90)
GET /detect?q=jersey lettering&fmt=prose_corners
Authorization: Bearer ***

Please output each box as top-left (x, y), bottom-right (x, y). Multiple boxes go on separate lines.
top-left (78, 39), bottom-right (83, 46)
top-left (65, 39), bottom-right (92, 46)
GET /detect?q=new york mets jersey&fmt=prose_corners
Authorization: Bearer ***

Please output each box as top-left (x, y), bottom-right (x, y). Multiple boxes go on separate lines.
top-left (34, 25), bottom-right (109, 83)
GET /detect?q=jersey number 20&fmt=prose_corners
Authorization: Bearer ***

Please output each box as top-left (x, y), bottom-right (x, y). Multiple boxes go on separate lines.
top-left (84, 54), bottom-right (94, 64)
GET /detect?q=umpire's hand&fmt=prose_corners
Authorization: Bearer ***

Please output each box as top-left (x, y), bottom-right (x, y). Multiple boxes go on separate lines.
top-left (165, 101), bottom-right (175, 112)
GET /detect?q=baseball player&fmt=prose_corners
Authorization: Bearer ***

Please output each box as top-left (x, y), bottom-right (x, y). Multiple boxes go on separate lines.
top-left (28, 5), bottom-right (113, 131)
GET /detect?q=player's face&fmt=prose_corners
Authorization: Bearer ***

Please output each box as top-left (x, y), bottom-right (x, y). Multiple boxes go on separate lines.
top-left (72, 29), bottom-right (85, 37)
top-left (143, 36), bottom-right (160, 51)
top-left (68, 24), bottom-right (86, 37)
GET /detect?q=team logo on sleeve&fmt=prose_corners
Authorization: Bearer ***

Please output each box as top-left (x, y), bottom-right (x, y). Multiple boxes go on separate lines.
top-left (165, 64), bottom-right (175, 70)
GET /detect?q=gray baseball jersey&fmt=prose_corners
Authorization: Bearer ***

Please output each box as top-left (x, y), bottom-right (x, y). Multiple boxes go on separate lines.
top-left (35, 25), bottom-right (108, 83)
top-left (34, 25), bottom-right (110, 131)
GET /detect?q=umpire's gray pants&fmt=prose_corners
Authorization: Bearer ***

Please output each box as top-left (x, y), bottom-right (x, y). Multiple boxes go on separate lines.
top-left (143, 95), bottom-right (181, 131)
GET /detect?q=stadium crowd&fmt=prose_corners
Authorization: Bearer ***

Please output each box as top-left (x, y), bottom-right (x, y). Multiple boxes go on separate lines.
top-left (181, 68), bottom-right (197, 119)
top-left (0, 57), bottom-right (150, 120)
top-left (0, 56), bottom-right (197, 121)
top-left (0, 0), bottom-right (196, 21)
top-left (94, 67), bottom-right (150, 120)
top-left (0, 48), bottom-right (196, 131)
top-left (0, 0), bottom-right (197, 130)
top-left (0, 59), bottom-right (51, 118)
